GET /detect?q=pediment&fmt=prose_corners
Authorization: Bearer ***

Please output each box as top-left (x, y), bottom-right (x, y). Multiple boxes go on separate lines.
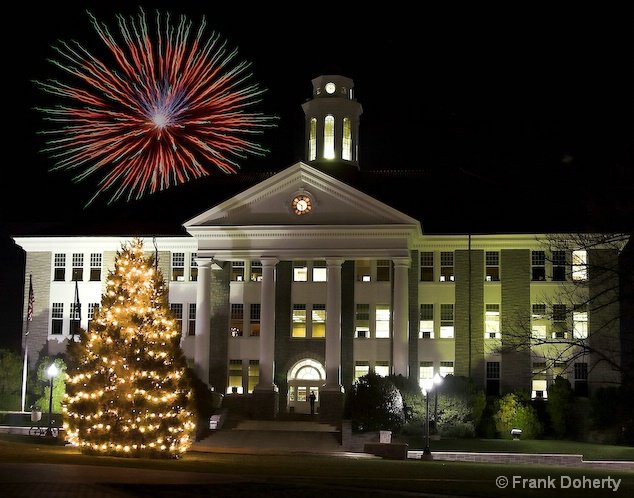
top-left (184, 162), bottom-right (421, 229)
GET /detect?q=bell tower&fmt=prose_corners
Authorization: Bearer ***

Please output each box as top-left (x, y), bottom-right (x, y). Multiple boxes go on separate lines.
top-left (301, 75), bottom-right (363, 180)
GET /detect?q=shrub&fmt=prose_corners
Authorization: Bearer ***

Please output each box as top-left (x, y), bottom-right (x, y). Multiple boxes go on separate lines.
top-left (344, 372), bottom-right (405, 432)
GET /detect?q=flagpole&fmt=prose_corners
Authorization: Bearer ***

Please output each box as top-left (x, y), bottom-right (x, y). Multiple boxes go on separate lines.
top-left (22, 274), bottom-right (34, 413)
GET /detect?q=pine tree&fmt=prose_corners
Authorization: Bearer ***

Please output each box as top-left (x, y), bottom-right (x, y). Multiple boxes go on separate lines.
top-left (63, 238), bottom-right (195, 458)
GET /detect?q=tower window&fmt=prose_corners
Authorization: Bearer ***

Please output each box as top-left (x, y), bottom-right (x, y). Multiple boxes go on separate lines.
top-left (323, 115), bottom-right (335, 159)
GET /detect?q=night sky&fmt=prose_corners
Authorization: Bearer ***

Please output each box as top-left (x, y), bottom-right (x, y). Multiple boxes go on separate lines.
top-left (1, 3), bottom-right (632, 351)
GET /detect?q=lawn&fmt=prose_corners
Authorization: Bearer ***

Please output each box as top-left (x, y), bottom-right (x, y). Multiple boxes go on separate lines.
top-left (0, 434), bottom-right (632, 498)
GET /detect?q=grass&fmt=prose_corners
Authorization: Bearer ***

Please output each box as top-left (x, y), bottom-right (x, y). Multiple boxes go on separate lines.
top-left (1, 433), bottom-right (632, 498)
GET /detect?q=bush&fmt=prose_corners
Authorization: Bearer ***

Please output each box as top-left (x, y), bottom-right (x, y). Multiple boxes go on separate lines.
top-left (494, 391), bottom-right (543, 439)
top-left (344, 372), bottom-right (405, 432)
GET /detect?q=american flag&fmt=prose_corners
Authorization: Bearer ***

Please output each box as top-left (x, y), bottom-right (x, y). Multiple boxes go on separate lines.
top-left (27, 274), bottom-right (34, 322)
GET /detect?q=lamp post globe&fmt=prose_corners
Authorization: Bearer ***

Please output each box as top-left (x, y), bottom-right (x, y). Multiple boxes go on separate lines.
top-left (45, 364), bottom-right (58, 437)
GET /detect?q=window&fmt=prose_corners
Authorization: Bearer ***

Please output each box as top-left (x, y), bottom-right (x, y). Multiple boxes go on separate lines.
top-left (248, 360), bottom-right (259, 393)
top-left (355, 303), bottom-right (370, 338)
top-left (51, 303), bottom-right (63, 335)
top-left (324, 115), bottom-right (335, 159)
top-left (532, 362), bottom-right (548, 399)
top-left (572, 250), bottom-right (588, 281)
top-left (419, 304), bottom-right (434, 338)
top-left (485, 304), bottom-right (500, 339)
top-left (375, 304), bottom-right (390, 338)
top-left (486, 361), bottom-right (500, 396)
top-left (250, 261), bottom-right (262, 281)
top-left (312, 304), bottom-right (326, 338)
top-left (188, 303), bottom-right (196, 336)
top-left (552, 250), bottom-right (566, 281)
top-left (87, 303), bottom-right (99, 331)
top-left (89, 253), bottom-right (102, 281)
top-left (376, 260), bottom-right (391, 282)
top-left (170, 303), bottom-right (183, 334)
top-left (354, 361), bottom-right (370, 382)
top-left (292, 304), bottom-right (307, 337)
top-left (439, 304), bottom-right (454, 338)
top-left (552, 304), bottom-right (567, 339)
top-left (574, 362), bottom-right (588, 396)
top-left (190, 254), bottom-right (198, 281)
top-left (312, 260), bottom-right (327, 282)
top-left (54, 254), bottom-right (66, 281)
top-left (293, 261), bottom-right (308, 282)
top-left (573, 304), bottom-right (588, 339)
top-left (249, 304), bottom-right (261, 336)
top-left (232, 261), bottom-right (245, 281)
top-left (342, 117), bottom-right (352, 160)
top-left (375, 361), bottom-right (390, 377)
top-left (440, 251), bottom-right (454, 282)
top-left (532, 251), bottom-right (546, 281)
top-left (531, 304), bottom-right (547, 340)
top-left (356, 260), bottom-right (371, 282)
top-left (70, 300), bottom-right (81, 336)
top-left (419, 361), bottom-right (433, 390)
top-left (439, 361), bottom-right (454, 377)
top-left (485, 251), bottom-right (499, 281)
top-left (71, 253), bottom-right (84, 281)
top-left (228, 360), bottom-right (243, 394)
top-left (230, 304), bottom-right (244, 337)
top-left (309, 118), bottom-right (317, 161)
top-left (171, 253), bottom-right (185, 281)
top-left (420, 252), bottom-right (434, 281)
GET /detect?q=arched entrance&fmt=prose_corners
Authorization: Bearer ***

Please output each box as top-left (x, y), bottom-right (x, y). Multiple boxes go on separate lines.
top-left (287, 359), bottom-right (325, 414)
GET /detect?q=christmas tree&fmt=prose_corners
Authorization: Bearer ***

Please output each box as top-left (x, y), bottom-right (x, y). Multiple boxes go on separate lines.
top-left (63, 238), bottom-right (195, 458)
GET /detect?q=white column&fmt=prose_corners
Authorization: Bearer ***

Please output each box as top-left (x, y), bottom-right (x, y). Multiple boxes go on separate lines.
top-left (194, 258), bottom-right (213, 385)
top-left (393, 258), bottom-right (410, 376)
top-left (255, 257), bottom-right (278, 390)
top-left (324, 258), bottom-right (344, 390)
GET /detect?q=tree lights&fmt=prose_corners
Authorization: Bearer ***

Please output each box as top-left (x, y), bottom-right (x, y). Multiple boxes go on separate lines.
top-left (63, 238), bottom-right (195, 458)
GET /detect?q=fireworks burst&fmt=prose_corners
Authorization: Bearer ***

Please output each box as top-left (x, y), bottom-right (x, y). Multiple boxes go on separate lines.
top-left (33, 8), bottom-right (277, 206)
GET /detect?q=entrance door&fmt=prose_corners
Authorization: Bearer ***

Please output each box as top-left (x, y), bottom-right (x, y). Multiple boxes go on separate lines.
top-left (287, 359), bottom-right (325, 414)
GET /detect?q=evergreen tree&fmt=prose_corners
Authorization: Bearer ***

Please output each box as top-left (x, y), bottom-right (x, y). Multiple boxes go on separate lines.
top-left (63, 238), bottom-right (195, 458)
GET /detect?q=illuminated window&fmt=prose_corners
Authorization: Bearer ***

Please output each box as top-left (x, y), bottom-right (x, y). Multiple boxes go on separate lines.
top-left (532, 362), bottom-right (548, 399)
top-left (355, 303), bottom-right (370, 338)
top-left (573, 304), bottom-right (588, 339)
top-left (249, 304), bottom-right (260, 336)
top-left (356, 260), bottom-right (371, 282)
top-left (440, 252), bottom-right (454, 282)
top-left (342, 117), bottom-right (352, 160)
top-left (190, 253), bottom-right (198, 281)
top-left (552, 304), bottom-right (567, 339)
top-left (293, 261), bottom-right (308, 282)
top-left (248, 360), bottom-right (259, 393)
top-left (228, 360), bottom-right (243, 394)
top-left (90, 253), bottom-right (102, 281)
top-left (232, 261), bottom-right (245, 281)
top-left (572, 250), bottom-right (588, 281)
top-left (485, 304), bottom-right (500, 339)
top-left (323, 115), bottom-right (335, 159)
top-left (171, 253), bottom-right (185, 281)
top-left (309, 118), bottom-right (317, 161)
top-left (419, 304), bottom-right (434, 338)
top-left (311, 304), bottom-right (326, 338)
top-left (54, 253), bottom-right (66, 282)
top-left (312, 260), bottom-right (327, 282)
top-left (375, 304), bottom-right (390, 338)
top-left (292, 304), bottom-right (307, 337)
top-left (439, 304), bottom-right (454, 338)
top-left (71, 253), bottom-right (84, 281)
top-left (250, 261), bottom-right (263, 281)
top-left (532, 304), bottom-right (547, 340)
top-left (439, 361), bottom-right (454, 377)
top-left (419, 361), bottom-right (433, 390)
top-left (375, 361), bottom-right (390, 377)
top-left (420, 251), bottom-right (434, 281)
top-left (354, 361), bottom-right (370, 382)
top-left (485, 251), bottom-right (499, 281)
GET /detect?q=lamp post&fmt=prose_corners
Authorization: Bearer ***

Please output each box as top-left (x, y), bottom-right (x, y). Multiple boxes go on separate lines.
top-left (45, 363), bottom-right (58, 437)
top-left (421, 379), bottom-right (433, 459)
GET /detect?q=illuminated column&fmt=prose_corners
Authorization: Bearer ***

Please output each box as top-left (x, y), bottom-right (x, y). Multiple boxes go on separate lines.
top-left (255, 257), bottom-right (278, 390)
top-left (324, 258), bottom-right (344, 389)
top-left (393, 258), bottom-right (410, 376)
top-left (194, 258), bottom-right (212, 384)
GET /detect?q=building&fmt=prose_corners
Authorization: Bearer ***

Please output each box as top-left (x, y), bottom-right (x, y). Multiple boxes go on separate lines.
top-left (13, 75), bottom-right (628, 422)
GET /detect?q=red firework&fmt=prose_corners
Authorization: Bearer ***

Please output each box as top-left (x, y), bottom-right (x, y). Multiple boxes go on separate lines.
top-left (34, 9), bottom-right (277, 205)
